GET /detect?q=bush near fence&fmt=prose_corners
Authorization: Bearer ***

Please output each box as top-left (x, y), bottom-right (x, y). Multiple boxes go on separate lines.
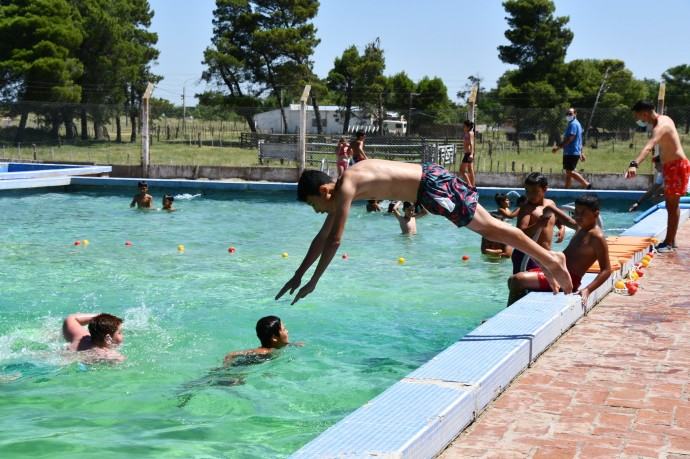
top-left (1, 102), bottom-right (688, 178)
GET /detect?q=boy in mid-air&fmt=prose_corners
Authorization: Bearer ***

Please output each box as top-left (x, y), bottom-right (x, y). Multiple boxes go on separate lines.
top-left (275, 159), bottom-right (572, 305)
top-left (62, 313), bottom-right (125, 362)
top-left (507, 194), bottom-right (611, 307)
top-left (130, 181), bottom-right (153, 208)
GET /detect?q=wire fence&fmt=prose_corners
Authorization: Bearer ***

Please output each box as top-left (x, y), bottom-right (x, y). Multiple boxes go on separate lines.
top-left (2, 102), bottom-right (689, 177)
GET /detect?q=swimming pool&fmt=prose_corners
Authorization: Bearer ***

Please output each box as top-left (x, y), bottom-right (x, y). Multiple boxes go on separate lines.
top-left (0, 188), bottom-right (637, 457)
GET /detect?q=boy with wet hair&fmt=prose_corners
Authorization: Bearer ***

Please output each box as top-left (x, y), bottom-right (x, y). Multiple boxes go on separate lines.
top-left (130, 181), bottom-right (153, 208)
top-left (511, 172), bottom-right (565, 274)
top-left (392, 200), bottom-right (428, 235)
top-left (507, 194), bottom-right (611, 306)
top-left (162, 194), bottom-right (175, 211)
top-left (277, 159), bottom-right (571, 305)
top-left (62, 313), bottom-right (125, 362)
top-left (223, 316), bottom-right (301, 365)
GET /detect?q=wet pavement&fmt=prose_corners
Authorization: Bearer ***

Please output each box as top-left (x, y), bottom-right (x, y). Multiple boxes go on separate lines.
top-left (439, 224), bottom-right (690, 458)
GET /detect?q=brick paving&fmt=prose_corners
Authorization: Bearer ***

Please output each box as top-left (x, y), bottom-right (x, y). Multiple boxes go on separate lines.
top-left (439, 223), bottom-right (690, 459)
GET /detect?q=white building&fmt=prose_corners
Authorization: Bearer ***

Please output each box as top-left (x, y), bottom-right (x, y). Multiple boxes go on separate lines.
top-left (254, 104), bottom-right (388, 135)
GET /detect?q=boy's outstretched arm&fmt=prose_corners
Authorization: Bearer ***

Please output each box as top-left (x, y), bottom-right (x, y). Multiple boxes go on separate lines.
top-left (275, 213), bottom-right (335, 301)
top-left (62, 313), bottom-right (98, 342)
top-left (289, 196), bottom-right (352, 305)
top-left (544, 204), bottom-right (578, 230)
top-left (468, 205), bottom-right (573, 295)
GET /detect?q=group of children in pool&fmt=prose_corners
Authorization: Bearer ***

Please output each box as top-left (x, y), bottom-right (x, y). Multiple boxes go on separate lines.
top-left (78, 97), bottom-right (690, 363)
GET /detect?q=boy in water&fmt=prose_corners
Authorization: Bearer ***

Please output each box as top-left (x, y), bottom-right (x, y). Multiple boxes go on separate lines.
top-left (275, 159), bottom-right (571, 305)
top-left (162, 194), bottom-right (175, 211)
top-left (62, 313), bottom-right (125, 362)
top-left (223, 316), bottom-right (301, 366)
top-left (392, 201), bottom-right (428, 235)
top-left (130, 181), bottom-right (153, 208)
top-left (507, 194), bottom-right (611, 306)
top-left (626, 99), bottom-right (690, 251)
top-left (511, 173), bottom-right (565, 274)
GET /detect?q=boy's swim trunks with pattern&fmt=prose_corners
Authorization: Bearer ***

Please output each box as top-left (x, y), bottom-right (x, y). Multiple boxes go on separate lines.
top-left (662, 158), bottom-right (690, 196)
top-left (528, 268), bottom-right (582, 292)
top-left (416, 163), bottom-right (478, 227)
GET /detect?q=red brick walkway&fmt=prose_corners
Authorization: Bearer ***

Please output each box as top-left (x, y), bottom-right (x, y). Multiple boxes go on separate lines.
top-left (439, 223), bottom-right (690, 459)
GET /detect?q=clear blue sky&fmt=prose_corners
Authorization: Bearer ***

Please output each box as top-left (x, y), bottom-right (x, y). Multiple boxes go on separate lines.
top-left (148, 0), bottom-right (690, 105)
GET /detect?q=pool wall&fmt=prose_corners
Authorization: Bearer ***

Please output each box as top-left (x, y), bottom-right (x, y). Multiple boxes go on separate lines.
top-left (1, 172), bottom-right (670, 458)
top-left (0, 162), bottom-right (111, 190)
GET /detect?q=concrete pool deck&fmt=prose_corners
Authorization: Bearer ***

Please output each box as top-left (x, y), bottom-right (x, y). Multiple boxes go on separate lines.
top-left (439, 223), bottom-right (690, 458)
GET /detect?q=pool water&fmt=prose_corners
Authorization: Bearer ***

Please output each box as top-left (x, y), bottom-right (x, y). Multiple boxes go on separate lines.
top-left (0, 188), bottom-right (636, 458)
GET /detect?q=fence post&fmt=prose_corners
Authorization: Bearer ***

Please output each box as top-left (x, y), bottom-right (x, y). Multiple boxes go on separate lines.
top-left (141, 82), bottom-right (154, 178)
top-left (33, 144), bottom-right (36, 160)
top-left (298, 85), bottom-right (311, 175)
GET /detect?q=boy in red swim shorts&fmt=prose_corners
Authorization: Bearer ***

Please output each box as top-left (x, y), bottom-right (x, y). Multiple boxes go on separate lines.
top-left (507, 194), bottom-right (612, 307)
top-left (626, 99), bottom-right (690, 252)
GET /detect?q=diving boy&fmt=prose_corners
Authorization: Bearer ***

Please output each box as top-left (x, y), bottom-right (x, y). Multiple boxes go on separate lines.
top-left (62, 313), bottom-right (125, 362)
top-left (275, 159), bottom-right (572, 305)
top-left (507, 194), bottom-right (611, 306)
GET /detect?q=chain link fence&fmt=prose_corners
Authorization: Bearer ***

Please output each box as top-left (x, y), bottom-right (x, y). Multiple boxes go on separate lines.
top-left (2, 102), bottom-right (689, 178)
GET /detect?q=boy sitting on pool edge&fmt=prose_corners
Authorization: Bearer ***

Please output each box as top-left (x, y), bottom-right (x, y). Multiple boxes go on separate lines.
top-left (275, 159), bottom-right (572, 305)
top-left (507, 194), bottom-right (612, 307)
top-left (62, 313), bottom-right (125, 362)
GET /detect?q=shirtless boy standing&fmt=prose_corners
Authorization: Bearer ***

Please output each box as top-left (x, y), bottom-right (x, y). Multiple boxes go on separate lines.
top-left (130, 181), bottom-right (153, 208)
top-left (349, 131), bottom-right (368, 164)
top-left (511, 172), bottom-right (565, 274)
top-left (507, 194), bottom-right (611, 306)
top-left (626, 99), bottom-right (690, 252)
top-left (392, 201), bottom-right (428, 235)
top-left (275, 160), bottom-right (572, 305)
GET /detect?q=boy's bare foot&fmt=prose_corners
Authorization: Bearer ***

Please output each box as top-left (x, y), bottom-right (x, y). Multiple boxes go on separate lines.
top-left (544, 251), bottom-right (572, 295)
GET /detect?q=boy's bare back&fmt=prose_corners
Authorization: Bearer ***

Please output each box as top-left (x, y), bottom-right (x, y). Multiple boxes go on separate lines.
top-left (563, 225), bottom-right (606, 277)
top-left (337, 160), bottom-right (422, 203)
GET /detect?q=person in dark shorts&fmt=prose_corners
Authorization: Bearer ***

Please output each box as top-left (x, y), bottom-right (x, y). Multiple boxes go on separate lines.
top-left (552, 107), bottom-right (591, 189)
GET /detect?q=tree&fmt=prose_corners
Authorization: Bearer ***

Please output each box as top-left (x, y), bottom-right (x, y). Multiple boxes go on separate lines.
top-left (663, 64), bottom-right (690, 133)
top-left (202, 0), bottom-right (320, 133)
top-left (327, 39), bottom-right (386, 134)
top-left (74, 0), bottom-right (159, 142)
top-left (0, 0), bottom-right (83, 141)
top-left (498, 0), bottom-right (573, 86)
top-left (411, 76), bottom-right (453, 135)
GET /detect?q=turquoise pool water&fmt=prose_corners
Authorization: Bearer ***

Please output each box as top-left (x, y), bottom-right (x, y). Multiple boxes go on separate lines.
top-left (0, 188), bottom-right (636, 458)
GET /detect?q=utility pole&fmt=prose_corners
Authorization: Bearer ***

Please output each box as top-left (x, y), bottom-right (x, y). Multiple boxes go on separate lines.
top-left (407, 93), bottom-right (420, 137)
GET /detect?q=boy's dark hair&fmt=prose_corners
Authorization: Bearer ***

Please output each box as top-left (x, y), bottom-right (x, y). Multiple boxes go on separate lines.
top-left (574, 193), bottom-right (600, 212)
top-left (256, 315), bottom-right (282, 348)
top-left (355, 131), bottom-right (365, 139)
top-left (524, 172), bottom-right (548, 188)
top-left (163, 194), bottom-right (174, 202)
top-left (402, 201), bottom-right (413, 210)
top-left (137, 181), bottom-right (148, 188)
top-left (463, 120), bottom-right (475, 129)
top-left (88, 313), bottom-right (123, 346)
top-left (494, 193), bottom-right (509, 206)
top-left (631, 99), bottom-right (655, 112)
top-left (297, 170), bottom-right (333, 202)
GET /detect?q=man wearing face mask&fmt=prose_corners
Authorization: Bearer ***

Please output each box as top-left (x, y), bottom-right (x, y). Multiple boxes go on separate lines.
top-left (552, 107), bottom-right (592, 189)
top-left (626, 99), bottom-right (690, 252)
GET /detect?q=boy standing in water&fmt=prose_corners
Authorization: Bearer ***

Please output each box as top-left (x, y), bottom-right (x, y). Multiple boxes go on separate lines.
top-left (391, 201), bottom-right (428, 235)
top-left (62, 313), bottom-right (125, 362)
top-left (507, 194), bottom-right (611, 306)
top-left (511, 173), bottom-right (565, 274)
top-left (130, 181), bottom-right (153, 208)
top-left (275, 159), bottom-right (571, 305)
